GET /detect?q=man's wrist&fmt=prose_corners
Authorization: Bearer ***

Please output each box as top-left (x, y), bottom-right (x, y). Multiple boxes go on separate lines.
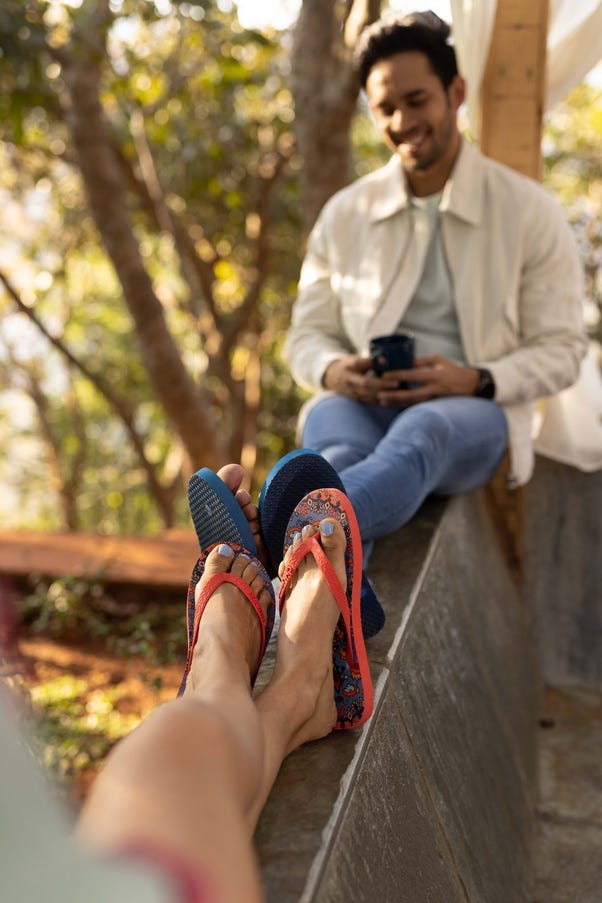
top-left (473, 367), bottom-right (496, 400)
top-left (322, 359), bottom-right (341, 390)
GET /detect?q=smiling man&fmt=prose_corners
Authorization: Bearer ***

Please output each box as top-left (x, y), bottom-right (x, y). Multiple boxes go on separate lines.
top-left (284, 11), bottom-right (586, 611)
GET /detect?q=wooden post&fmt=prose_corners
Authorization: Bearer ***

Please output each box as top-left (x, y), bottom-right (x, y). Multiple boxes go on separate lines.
top-left (479, 0), bottom-right (549, 576)
top-left (480, 0), bottom-right (549, 178)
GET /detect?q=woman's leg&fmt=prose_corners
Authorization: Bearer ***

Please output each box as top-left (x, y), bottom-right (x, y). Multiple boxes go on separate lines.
top-left (77, 522), bottom-right (348, 902)
top-left (247, 521), bottom-right (345, 826)
top-left (339, 397), bottom-right (508, 542)
top-left (76, 546), bottom-right (272, 902)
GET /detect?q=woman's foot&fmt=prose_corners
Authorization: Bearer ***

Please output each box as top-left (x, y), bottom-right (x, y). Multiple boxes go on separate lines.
top-left (185, 543), bottom-right (273, 695)
top-left (271, 518), bottom-right (347, 751)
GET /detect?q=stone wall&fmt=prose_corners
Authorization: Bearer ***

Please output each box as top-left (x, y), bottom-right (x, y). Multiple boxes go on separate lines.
top-left (523, 456), bottom-right (602, 690)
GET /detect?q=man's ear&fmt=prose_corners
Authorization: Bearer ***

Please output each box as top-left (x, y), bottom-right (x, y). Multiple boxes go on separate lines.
top-left (448, 74), bottom-right (466, 111)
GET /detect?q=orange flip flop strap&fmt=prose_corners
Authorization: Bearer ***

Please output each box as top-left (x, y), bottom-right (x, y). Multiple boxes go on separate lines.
top-left (192, 571), bottom-right (268, 676)
top-left (278, 535), bottom-right (352, 639)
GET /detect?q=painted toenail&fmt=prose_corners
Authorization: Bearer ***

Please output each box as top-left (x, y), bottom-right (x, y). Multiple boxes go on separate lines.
top-left (321, 521), bottom-right (334, 536)
top-left (293, 532), bottom-right (302, 542)
top-left (218, 544), bottom-right (234, 557)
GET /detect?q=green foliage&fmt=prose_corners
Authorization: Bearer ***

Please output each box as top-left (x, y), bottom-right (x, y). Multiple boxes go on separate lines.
top-left (19, 573), bottom-right (186, 662)
top-left (24, 674), bottom-right (143, 798)
top-left (543, 83), bottom-right (602, 339)
top-left (0, 0), bottom-right (306, 531)
top-left (543, 84), bottom-right (602, 215)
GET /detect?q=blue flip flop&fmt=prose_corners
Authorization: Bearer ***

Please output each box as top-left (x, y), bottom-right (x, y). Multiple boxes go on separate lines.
top-left (258, 449), bottom-right (385, 638)
top-left (188, 467), bottom-right (258, 556)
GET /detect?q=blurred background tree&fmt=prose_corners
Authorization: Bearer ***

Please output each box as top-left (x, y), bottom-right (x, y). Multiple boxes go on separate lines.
top-left (543, 82), bottom-right (602, 345)
top-left (0, 0), bottom-right (304, 532)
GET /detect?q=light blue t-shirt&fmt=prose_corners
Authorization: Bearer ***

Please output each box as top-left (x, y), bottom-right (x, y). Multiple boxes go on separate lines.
top-left (397, 191), bottom-right (465, 364)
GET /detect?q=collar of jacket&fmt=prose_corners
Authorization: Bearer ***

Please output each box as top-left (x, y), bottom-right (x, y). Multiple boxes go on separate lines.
top-left (368, 138), bottom-right (483, 226)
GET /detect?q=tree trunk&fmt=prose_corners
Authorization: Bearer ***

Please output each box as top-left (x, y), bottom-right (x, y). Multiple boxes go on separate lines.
top-left (63, 7), bottom-right (221, 472)
top-left (291, 0), bottom-right (382, 233)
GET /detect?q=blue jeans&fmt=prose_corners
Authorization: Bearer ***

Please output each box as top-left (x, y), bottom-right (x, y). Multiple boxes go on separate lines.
top-left (302, 396), bottom-right (508, 554)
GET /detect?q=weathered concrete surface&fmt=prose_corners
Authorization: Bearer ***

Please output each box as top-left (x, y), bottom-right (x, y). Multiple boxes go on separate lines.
top-left (255, 492), bottom-right (538, 902)
top-left (388, 501), bottom-right (536, 903)
top-left (532, 686), bottom-right (602, 903)
top-left (311, 690), bottom-right (467, 903)
top-left (254, 498), bottom-right (446, 903)
top-left (523, 456), bottom-right (602, 690)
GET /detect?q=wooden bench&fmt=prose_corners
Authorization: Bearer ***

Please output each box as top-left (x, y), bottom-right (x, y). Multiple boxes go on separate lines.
top-left (0, 530), bottom-right (199, 589)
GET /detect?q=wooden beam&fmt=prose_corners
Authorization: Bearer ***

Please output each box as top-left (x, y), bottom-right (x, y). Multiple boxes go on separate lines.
top-left (480, 0), bottom-right (549, 180)
top-left (0, 530), bottom-right (199, 588)
top-left (479, 1), bottom-right (549, 575)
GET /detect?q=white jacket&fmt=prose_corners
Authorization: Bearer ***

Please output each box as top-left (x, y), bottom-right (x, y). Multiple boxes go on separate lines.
top-left (284, 139), bottom-right (586, 485)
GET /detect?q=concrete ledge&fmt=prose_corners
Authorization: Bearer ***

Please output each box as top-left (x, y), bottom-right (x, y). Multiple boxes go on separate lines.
top-left (255, 491), bottom-right (539, 902)
top-left (524, 456), bottom-right (602, 690)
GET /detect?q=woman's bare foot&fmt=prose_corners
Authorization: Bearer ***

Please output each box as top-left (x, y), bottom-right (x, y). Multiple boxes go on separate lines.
top-left (185, 544), bottom-right (272, 695)
top-left (271, 518), bottom-right (347, 751)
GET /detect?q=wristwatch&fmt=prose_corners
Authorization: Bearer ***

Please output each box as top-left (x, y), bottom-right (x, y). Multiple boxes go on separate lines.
top-left (474, 368), bottom-right (496, 399)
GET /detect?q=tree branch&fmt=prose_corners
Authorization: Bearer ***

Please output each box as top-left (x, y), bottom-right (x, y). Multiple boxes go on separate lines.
top-left (344, 0), bottom-right (382, 48)
top-left (292, 0), bottom-right (383, 231)
top-left (114, 140), bottom-right (220, 325)
top-left (226, 144), bottom-right (292, 344)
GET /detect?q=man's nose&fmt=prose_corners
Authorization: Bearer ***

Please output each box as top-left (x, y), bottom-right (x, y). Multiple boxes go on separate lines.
top-left (389, 107), bottom-right (410, 134)
top-left (391, 108), bottom-right (403, 134)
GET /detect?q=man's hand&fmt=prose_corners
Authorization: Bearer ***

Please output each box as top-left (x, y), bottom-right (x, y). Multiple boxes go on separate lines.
top-left (323, 355), bottom-right (399, 403)
top-left (376, 354), bottom-right (480, 406)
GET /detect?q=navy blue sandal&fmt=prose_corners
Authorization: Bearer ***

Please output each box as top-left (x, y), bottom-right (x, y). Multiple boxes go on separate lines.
top-left (259, 449), bottom-right (385, 638)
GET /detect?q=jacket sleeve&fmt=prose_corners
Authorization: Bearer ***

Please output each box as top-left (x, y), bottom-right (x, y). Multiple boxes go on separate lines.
top-left (482, 192), bottom-right (587, 406)
top-left (283, 211), bottom-right (355, 392)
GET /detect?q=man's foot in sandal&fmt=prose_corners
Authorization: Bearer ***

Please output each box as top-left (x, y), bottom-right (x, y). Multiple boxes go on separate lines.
top-left (183, 544), bottom-right (275, 696)
top-left (189, 463), bottom-right (269, 567)
top-left (215, 464), bottom-right (267, 563)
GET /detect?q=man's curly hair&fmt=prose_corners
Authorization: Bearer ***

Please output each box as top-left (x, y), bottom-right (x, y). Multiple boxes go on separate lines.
top-left (355, 11), bottom-right (458, 89)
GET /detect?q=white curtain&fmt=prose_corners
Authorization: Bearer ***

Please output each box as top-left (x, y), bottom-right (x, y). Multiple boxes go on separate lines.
top-left (547, 0), bottom-right (602, 108)
top-left (450, 0), bottom-right (602, 138)
top-left (449, 0), bottom-right (497, 137)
